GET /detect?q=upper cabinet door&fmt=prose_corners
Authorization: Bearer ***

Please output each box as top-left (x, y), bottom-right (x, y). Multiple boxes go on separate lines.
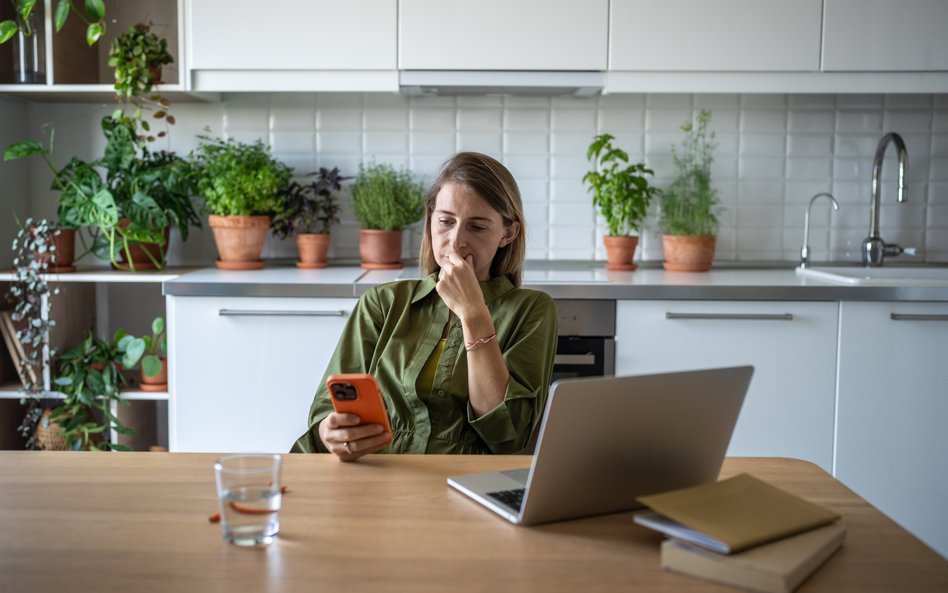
top-left (188, 0), bottom-right (396, 70)
top-left (610, 0), bottom-right (822, 71)
top-left (399, 0), bottom-right (608, 70)
top-left (822, 0), bottom-right (948, 71)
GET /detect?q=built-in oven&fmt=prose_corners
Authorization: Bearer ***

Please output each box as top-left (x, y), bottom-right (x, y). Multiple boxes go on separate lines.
top-left (551, 299), bottom-right (616, 382)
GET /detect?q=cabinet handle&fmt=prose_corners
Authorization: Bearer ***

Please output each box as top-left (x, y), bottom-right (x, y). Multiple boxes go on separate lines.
top-left (665, 312), bottom-right (794, 321)
top-left (554, 354), bottom-right (596, 366)
top-left (218, 309), bottom-right (348, 317)
top-left (890, 313), bottom-right (948, 322)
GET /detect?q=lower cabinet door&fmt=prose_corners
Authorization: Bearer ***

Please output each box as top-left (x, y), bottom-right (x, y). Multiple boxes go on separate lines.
top-left (836, 301), bottom-right (948, 558)
top-left (616, 300), bottom-right (838, 472)
top-left (168, 296), bottom-right (356, 453)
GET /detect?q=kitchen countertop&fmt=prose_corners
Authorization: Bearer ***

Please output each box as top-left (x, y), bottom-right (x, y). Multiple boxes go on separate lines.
top-left (161, 261), bottom-right (948, 301)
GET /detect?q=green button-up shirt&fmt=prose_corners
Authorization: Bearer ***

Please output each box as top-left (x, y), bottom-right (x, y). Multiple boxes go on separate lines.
top-left (291, 273), bottom-right (558, 455)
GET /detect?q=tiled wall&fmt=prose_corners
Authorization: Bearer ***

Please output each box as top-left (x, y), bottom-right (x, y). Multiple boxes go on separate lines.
top-left (15, 92), bottom-right (948, 265)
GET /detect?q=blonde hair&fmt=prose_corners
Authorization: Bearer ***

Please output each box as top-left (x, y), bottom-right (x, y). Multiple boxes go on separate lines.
top-left (418, 152), bottom-right (526, 287)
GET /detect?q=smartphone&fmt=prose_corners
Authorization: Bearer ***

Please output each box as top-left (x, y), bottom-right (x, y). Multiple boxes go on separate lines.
top-left (326, 373), bottom-right (393, 438)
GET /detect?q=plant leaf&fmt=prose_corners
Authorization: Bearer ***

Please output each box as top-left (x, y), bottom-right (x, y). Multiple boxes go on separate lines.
top-left (86, 22), bottom-right (103, 46)
top-left (53, 0), bottom-right (69, 32)
top-left (84, 0), bottom-right (105, 22)
top-left (4, 140), bottom-right (44, 161)
top-left (0, 20), bottom-right (17, 44)
top-left (142, 355), bottom-right (161, 377)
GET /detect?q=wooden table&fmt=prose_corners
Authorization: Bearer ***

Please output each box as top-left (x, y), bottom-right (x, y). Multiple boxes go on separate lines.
top-left (0, 453), bottom-right (945, 592)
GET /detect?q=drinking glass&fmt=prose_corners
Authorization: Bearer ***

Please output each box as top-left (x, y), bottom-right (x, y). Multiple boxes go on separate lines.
top-left (214, 454), bottom-right (283, 546)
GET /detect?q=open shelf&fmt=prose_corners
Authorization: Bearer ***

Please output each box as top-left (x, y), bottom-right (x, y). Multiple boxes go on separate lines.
top-left (0, 266), bottom-right (197, 283)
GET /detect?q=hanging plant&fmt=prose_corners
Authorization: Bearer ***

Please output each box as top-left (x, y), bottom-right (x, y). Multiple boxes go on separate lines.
top-left (107, 22), bottom-right (175, 142)
top-left (0, 0), bottom-right (107, 47)
top-left (7, 217), bottom-right (60, 449)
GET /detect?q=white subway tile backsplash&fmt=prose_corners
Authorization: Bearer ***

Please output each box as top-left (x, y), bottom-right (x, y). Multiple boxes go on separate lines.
top-left (410, 108), bottom-right (456, 130)
top-left (505, 108), bottom-right (550, 131)
top-left (836, 111), bottom-right (883, 134)
top-left (788, 110), bottom-right (834, 133)
top-left (364, 108), bottom-right (409, 130)
top-left (410, 131), bottom-right (455, 155)
top-left (741, 110), bottom-right (788, 133)
top-left (317, 108), bottom-right (362, 130)
top-left (739, 156), bottom-right (785, 180)
top-left (457, 132), bottom-right (502, 155)
top-left (599, 108), bottom-right (644, 132)
top-left (551, 108), bottom-right (597, 131)
top-left (458, 108), bottom-right (502, 130)
top-left (788, 134), bottom-right (833, 157)
top-left (318, 130), bottom-right (362, 154)
top-left (21, 92), bottom-right (946, 264)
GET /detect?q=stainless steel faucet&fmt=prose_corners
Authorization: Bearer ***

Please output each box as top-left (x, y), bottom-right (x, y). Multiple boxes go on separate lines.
top-left (800, 192), bottom-right (838, 268)
top-left (862, 132), bottom-right (909, 266)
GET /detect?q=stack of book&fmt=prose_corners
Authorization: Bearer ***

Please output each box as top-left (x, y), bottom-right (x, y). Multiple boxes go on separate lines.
top-left (634, 473), bottom-right (846, 593)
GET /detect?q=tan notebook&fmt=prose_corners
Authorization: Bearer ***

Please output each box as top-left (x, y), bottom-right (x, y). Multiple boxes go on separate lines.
top-left (661, 521), bottom-right (846, 593)
top-left (635, 473), bottom-right (840, 553)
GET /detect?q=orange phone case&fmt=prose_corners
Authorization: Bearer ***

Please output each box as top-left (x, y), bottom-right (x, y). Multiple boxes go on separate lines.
top-left (326, 373), bottom-right (393, 435)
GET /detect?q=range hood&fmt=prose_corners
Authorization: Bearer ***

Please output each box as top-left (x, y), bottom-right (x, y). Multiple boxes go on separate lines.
top-left (399, 70), bottom-right (605, 97)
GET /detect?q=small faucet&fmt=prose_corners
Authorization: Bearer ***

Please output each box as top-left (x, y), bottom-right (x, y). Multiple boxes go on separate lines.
top-left (800, 192), bottom-right (839, 268)
top-left (863, 132), bottom-right (909, 266)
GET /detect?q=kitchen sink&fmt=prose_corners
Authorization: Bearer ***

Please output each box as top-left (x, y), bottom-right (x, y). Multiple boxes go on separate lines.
top-left (796, 266), bottom-right (948, 286)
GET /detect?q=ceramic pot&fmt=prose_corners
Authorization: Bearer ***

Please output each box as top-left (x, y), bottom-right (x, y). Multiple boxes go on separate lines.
top-left (33, 227), bottom-right (76, 273)
top-left (359, 229), bottom-right (404, 270)
top-left (114, 218), bottom-right (170, 271)
top-left (662, 235), bottom-right (716, 272)
top-left (208, 214), bottom-right (270, 270)
top-left (140, 357), bottom-right (168, 392)
top-left (295, 233), bottom-right (331, 269)
top-left (603, 235), bottom-right (639, 271)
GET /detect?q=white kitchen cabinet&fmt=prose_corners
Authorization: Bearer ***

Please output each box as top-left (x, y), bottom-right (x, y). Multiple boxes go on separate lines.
top-left (835, 301), bottom-right (948, 558)
top-left (186, 0), bottom-right (397, 91)
top-left (398, 0), bottom-right (607, 71)
top-left (822, 0), bottom-right (948, 71)
top-left (167, 295), bottom-right (356, 453)
top-left (610, 0), bottom-right (822, 71)
top-left (616, 300), bottom-right (838, 472)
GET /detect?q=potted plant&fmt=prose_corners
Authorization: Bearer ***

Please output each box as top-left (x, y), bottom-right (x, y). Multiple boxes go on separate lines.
top-left (191, 133), bottom-right (292, 270)
top-left (660, 109), bottom-right (722, 272)
top-left (4, 115), bottom-right (201, 271)
top-left (271, 167), bottom-right (347, 269)
top-left (117, 315), bottom-right (167, 392)
top-left (6, 218), bottom-right (62, 449)
top-left (107, 22), bottom-right (175, 142)
top-left (583, 133), bottom-right (659, 271)
top-left (48, 329), bottom-right (134, 451)
top-left (351, 162), bottom-right (425, 270)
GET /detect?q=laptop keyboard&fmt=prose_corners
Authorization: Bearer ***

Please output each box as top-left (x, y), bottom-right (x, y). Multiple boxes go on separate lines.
top-left (487, 488), bottom-right (525, 511)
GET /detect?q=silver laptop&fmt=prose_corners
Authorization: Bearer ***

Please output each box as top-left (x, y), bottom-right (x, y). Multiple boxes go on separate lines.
top-left (447, 365), bottom-right (754, 525)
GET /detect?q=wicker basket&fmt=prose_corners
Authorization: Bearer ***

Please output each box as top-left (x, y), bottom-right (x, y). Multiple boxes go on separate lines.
top-left (35, 409), bottom-right (68, 451)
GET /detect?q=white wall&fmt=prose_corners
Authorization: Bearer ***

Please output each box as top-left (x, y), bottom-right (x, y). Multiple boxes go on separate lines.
top-left (0, 95), bottom-right (31, 269)
top-left (11, 92), bottom-right (948, 266)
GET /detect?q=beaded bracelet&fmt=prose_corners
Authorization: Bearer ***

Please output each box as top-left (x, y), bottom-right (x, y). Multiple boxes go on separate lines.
top-left (465, 332), bottom-right (497, 352)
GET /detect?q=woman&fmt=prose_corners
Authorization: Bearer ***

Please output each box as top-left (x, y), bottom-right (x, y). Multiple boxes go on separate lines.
top-left (291, 152), bottom-right (557, 459)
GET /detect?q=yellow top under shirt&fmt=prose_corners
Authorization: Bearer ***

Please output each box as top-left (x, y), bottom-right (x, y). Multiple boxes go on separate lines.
top-left (416, 338), bottom-right (447, 402)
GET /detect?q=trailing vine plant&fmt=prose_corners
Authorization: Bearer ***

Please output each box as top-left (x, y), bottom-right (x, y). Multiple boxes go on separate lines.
top-left (7, 217), bottom-right (60, 449)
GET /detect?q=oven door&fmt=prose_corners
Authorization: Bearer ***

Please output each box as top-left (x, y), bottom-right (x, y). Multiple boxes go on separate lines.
top-left (551, 336), bottom-right (615, 382)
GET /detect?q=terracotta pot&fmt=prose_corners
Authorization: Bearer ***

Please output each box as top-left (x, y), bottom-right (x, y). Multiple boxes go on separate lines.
top-left (114, 218), bottom-right (170, 271)
top-left (295, 233), bottom-right (331, 269)
top-left (603, 235), bottom-right (639, 271)
top-left (662, 235), bottom-right (717, 272)
top-left (208, 214), bottom-right (270, 270)
top-left (140, 357), bottom-right (168, 392)
top-left (33, 227), bottom-right (76, 273)
top-left (359, 229), bottom-right (404, 270)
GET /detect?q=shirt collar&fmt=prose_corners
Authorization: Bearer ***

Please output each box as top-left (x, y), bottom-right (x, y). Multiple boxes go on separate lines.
top-left (411, 272), bottom-right (515, 305)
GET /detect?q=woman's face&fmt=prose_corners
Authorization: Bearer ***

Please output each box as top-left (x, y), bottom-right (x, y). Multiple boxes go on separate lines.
top-left (431, 182), bottom-right (519, 282)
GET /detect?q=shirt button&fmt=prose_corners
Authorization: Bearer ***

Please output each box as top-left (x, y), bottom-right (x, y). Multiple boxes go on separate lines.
top-left (438, 389), bottom-right (445, 396)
